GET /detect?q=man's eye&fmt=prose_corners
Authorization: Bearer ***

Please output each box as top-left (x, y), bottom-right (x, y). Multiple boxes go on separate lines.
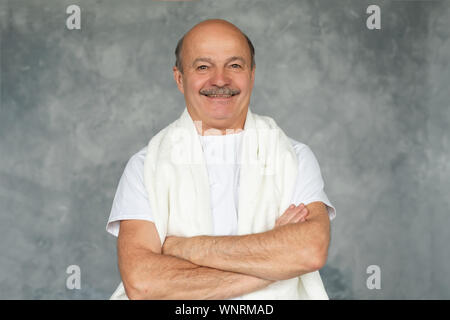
top-left (231, 64), bottom-right (242, 69)
top-left (197, 65), bottom-right (208, 70)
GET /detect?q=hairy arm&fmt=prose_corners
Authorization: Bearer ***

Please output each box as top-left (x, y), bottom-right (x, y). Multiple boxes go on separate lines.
top-left (162, 201), bottom-right (330, 281)
top-left (118, 220), bottom-right (273, 300)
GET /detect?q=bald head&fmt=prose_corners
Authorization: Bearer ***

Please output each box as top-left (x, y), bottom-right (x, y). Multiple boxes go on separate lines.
top-left (175, 19), bottom-right (255, 74)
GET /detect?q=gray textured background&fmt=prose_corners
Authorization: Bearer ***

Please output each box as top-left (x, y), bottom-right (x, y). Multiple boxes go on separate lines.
top-left (0, 0), bottom-right (449, 299)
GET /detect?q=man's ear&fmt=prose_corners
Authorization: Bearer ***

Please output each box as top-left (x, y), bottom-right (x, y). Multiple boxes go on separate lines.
top-left (173, 66), bottom-right (185, 94)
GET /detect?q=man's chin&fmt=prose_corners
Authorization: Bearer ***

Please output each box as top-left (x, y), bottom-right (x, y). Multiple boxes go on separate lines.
top-left (200, 108), bottom-right (238, 131)
top-left (201, 101), bottom-right (237, 119)
top-left (188, 98), bottom-right (245, 126)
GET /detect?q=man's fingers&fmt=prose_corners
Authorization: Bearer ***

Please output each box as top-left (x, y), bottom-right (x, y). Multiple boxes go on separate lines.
top-left (276, 203), bottom-right (307, 227)
top-left (283, 207), bottom-right (309, 224)
top-left (291, 208), bottom-right (309, 223)
top-left (277, 204), bottom-right (304, 223)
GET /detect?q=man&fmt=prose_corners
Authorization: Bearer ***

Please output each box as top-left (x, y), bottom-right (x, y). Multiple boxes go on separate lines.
top-left (106, 19), bottom-right (336, 299)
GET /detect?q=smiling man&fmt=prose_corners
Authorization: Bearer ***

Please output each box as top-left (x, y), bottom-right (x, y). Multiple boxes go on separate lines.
top-left (106, 19), bottom-right (336, 300)
top-left (172, 20), bottom-right (254, 135)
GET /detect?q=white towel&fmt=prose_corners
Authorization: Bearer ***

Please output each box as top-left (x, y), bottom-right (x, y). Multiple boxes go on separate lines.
top-left (110, 107), bottom-right (328, 300)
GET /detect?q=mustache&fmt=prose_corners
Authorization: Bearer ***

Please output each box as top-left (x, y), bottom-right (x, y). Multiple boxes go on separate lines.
top-left (200, 87), bottom-right (240, 96)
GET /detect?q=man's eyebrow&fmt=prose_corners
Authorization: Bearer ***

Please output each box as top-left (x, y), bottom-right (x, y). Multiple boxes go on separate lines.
top-left (191, 57), bottom-right (214, 66)
top-left (191, 56), bottom-right (247, 67)
top-left (225, 56), bottom-right (247, 65)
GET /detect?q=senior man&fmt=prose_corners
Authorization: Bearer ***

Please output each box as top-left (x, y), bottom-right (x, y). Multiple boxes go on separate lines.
top-left (106, 19), bottom-right (336, 300)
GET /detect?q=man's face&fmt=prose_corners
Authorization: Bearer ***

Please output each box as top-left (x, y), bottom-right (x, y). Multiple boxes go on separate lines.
top-left (173, 23), bottom-right (255, 133)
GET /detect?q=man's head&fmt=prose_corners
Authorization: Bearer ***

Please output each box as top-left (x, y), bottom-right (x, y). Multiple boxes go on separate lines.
top-left (172, 19), bottom-right (256, 135)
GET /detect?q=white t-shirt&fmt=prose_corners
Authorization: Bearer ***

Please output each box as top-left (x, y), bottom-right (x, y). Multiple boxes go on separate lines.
top-left (106, 132), bottom-right (336, 237)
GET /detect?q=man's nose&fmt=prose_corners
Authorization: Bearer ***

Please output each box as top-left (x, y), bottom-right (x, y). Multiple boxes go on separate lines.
top-left (210, 68), bottom-right (231, 87)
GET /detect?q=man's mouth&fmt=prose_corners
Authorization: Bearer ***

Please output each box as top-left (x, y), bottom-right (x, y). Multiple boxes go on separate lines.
top-left (204, 94), bottom-right (235, 98)
top-left (200, 88), bottom-right (240, 99)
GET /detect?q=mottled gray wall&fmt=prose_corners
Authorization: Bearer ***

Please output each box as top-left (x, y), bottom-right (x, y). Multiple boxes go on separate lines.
top-left (0, 0), bottom-right (449, 299)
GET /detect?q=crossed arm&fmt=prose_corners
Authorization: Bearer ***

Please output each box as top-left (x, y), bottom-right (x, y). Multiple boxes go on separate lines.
top-left (118, 201), bottom-right (330, 299)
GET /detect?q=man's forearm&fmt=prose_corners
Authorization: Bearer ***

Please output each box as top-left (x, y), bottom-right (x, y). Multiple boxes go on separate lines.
top-left (124, 248), bottom-right (273, 300)
top-left (163, 213), bottom-right (329, 281)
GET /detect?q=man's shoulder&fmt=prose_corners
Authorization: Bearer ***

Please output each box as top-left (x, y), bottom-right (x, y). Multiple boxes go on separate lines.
top-left (287, 136), bottom-right (310, 157)
top-left (123, 145), bottom-right (148, 178)
top-left (134, 145), bottom-right (148, 160)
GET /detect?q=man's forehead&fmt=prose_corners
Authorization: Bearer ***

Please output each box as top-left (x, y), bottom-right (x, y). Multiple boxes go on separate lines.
top-left (184, 35), bottom-right (251, 62)
top-left (186, 32), bottom-right (247, 49)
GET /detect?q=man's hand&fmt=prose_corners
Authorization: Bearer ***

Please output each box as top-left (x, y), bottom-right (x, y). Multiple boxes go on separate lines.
top-left (274, 203), bottom-right (309, 228)
top-left (163, 203), bottom-right (310, 260)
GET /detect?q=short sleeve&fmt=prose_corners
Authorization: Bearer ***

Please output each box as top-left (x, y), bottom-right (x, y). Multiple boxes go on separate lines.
top-left (290, 140), bottom-right (336, 221)
top-left (106, 147), bottom-right (154, 237)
